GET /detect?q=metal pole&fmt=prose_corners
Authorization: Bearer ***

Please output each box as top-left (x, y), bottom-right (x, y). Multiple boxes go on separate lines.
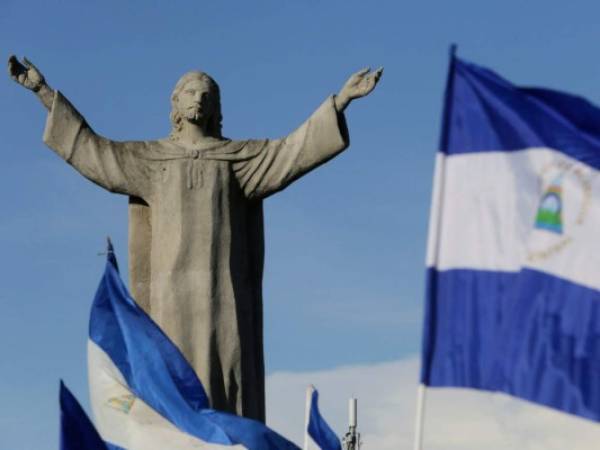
top-left (412, 384), bottom-right (427, 450)
top-left (343, 397), bottom-right (361, 450)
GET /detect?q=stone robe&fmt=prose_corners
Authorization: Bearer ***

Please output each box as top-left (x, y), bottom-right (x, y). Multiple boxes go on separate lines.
top-left (43, 91), bottom-right (349, 421)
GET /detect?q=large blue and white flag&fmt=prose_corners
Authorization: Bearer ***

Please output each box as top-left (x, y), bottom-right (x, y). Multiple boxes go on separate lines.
top-left (60, 381), bottom-right (107, 450)
top-left (421, 51), bottom-right (600, 421)
top-left (88, 242), bottom-right (300, 450)
top-left (304, 386), bottom-right (341, 450)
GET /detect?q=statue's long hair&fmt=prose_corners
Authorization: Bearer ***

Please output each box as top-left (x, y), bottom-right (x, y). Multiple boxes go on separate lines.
top-left (169, 71), bottom-right (223, 140)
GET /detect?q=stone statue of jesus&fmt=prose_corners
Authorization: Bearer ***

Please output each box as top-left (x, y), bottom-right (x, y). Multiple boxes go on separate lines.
top-left (8, 55), bottom-right (382, 422)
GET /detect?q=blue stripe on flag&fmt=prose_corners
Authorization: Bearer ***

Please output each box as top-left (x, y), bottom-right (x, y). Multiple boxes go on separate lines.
top-left (60, 381), bottom-right (107, 450)
top-left (422, 267), bottom-right (600, 421)
top-left (308, 389), bottom-right (341, 450)
top-left (442, 55), bottom-right (600, 169)
top-left (90, 249), bottom-right (300, 449)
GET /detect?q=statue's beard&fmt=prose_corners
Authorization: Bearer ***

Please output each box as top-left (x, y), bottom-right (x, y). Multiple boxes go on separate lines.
top-left (172, 106), bottom-right (218, 138)
top-left (183, 107), bottom-right (206, 125)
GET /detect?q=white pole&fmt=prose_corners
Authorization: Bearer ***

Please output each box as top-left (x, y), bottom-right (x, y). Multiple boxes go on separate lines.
top-left (304, 386), bottom-right (313, 450)
top-left (412, 384), bottom-right (427, 450)
top-left (343, 397), bottom-right (359, 450)
top-left (349, 398), bottom-right (357, 427)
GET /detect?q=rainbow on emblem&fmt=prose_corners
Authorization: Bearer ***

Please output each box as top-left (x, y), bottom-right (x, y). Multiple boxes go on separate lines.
top-left (534, 177), bottom-right (563, 234)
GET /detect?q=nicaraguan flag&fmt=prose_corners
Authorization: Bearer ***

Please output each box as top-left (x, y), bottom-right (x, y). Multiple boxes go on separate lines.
top-left (88, 241), bottom-right (300, 450)
top-left (305, 386), bottom-right (341, 450)
top-left (421, 50), bottom-right (600, 421)
top-left (60, 381), bottom-right (107, 450)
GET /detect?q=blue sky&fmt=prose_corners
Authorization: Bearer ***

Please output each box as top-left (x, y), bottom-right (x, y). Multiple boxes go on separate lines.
top-left (3, 0), bottom-right (600, 448)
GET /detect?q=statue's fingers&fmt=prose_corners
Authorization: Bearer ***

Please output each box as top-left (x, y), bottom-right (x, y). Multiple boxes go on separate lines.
top-left (374, 67), bottom-right (384, 81)
top-left (7, 55), bottom-right (20, 77)
top-left (23, 57), bottom-right (41, 76)
top-left (22, 56), bottom-right (33, 69)
top-left (355, 67), bottom-right (371, 77)
top-left (22, 56), bottom-right (40, 74)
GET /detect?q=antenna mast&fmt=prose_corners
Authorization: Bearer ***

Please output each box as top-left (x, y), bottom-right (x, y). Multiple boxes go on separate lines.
top-left (342, 398), bottom-right (361, 450)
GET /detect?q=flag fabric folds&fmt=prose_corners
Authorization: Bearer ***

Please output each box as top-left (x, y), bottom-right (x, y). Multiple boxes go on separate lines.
top-left (305, 386), bottom-right (341, 450)
top-left (60, 381), bottom-right (108, 450)
top-left (421, 51), bottom-right (600, 421)
top-left (88, 242), bottom-right (300, 450)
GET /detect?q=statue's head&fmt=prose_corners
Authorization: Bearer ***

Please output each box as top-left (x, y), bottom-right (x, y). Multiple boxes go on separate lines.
top-left (169, 71), bottom-right (223, 139)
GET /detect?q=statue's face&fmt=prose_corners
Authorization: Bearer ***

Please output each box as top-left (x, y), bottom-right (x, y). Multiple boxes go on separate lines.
top-left (175, 79), bottom-right (216, 125)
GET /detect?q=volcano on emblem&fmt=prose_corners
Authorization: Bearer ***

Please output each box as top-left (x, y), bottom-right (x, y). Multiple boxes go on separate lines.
top-left (535, 176), bottom-right (563, 234)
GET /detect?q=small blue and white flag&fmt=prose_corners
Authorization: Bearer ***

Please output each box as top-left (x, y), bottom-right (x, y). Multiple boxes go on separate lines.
top-left (88, 241), bottom-right (300, 450)
top-left (304, 386), bottom-right (341, 450)
top-left (421, 49), bottom-right (600, 421)
top-left (60, 381), bottom-right (107, 450)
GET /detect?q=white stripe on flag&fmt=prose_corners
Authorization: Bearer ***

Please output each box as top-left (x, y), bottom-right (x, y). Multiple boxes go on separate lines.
top-left (88, 340), bottom-right (246, 450)
top-left (430, 147), bottom-right (600, 291)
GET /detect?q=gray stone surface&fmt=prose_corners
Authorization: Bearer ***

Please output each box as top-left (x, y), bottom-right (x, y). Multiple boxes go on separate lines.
top-left (8, 56), bottom-right (382, 421)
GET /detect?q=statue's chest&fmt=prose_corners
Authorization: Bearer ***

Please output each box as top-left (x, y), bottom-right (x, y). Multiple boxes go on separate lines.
top-left (154, 158), bottom-right (233, 196)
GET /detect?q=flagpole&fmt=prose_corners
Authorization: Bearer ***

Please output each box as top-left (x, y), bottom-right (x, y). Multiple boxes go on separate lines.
top-left (412, 384), bottom-right (427, 450)
top-left (304, 386), bottom-right (312, 450)
top-left (412, 44), bottom-right (456, 450)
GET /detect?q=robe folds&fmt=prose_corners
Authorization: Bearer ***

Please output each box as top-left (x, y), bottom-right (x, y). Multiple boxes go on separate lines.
top-left (43, 91), bottom-right (349, 421)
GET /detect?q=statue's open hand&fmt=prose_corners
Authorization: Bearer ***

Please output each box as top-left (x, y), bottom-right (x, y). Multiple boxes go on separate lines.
top-left (335, 67), bottom-right (383, 112)
top-left (8, 55), bottom-right (45, 91)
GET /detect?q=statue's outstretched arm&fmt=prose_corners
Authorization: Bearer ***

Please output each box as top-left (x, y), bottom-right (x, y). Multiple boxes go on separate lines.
top-left (9, 55), bottom-right (152, 199)
top-left (8, 55), bottom-right (54, 110)
top-left (234, 67), bottom-right (383, 199)
top-left (334, 67), bottom-right (383, 112)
